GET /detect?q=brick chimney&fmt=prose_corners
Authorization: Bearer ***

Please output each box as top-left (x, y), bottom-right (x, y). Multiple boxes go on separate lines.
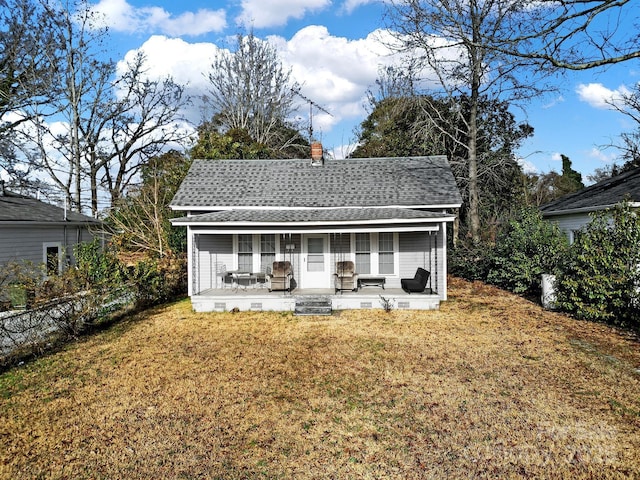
top-left (310, 141), bottom-right (323, 165)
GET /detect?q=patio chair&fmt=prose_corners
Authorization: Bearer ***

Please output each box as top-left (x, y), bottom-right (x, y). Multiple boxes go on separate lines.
top-left (268, 261), bottom-right (292, 292)
top-left (254, 264), bottom-right (272, 288)
top-left (216, 263), bottom-right (233, 289)
top-left (334, 260), bottom-right (358, 293)
top-left (401, 268), bottom-right (430, 293)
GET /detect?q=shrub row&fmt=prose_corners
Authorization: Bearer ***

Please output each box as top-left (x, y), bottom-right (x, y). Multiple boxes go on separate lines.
top-left (1, 239), bottom-right (186, 368)
top-left (451, 203), bottom-right (640, 330)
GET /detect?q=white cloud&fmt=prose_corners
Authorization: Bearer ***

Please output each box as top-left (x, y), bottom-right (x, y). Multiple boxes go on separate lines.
top-left (341, 0), bottom-right (379, 14)
top-left (117, 27), bottom-right (405, 146)
top-left (117, 35), bottom-right (220, 124)
top-left (270, 26), bottom-right (403, 136)
top-left (587, 147), bottom-right (617, 164)
top-left (576, 83), bottom-right (630, 110)
top-left (236, 0), bottom-right (330, 28)
top-left (90, 0), bottom-right (226, 36)
top-left (517, 157), bottom-right (538, 174)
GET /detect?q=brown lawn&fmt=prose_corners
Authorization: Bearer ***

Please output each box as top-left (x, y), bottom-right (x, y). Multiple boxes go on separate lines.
top-left (1, 277), bottom-right (639, 479)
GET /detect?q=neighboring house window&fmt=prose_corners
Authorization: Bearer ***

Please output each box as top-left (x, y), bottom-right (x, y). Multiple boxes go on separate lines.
top-left (568, 230), bottom-right (583, 245)
top-left (355, 233), bottom-right (371, 274)
top-left (378, 232), bottom-right (394, 274)
top-left (238, 234), bottom-right (253, 272)
top-left (43, 242), bottom-right (62, 276)
top-left (260, 234), bottom-right (276, 272)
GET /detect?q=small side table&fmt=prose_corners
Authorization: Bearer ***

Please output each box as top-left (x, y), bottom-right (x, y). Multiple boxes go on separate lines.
top-left (358, 277), bottom-right (386, 290)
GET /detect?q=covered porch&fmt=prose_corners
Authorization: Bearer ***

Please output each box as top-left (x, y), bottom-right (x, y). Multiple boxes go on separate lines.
top-left (183, 219), bottom-right (451, 312)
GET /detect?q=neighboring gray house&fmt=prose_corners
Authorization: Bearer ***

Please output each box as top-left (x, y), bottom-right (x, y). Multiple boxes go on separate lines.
top-left (541, 167), bottom-right (640, 243)
top-left (0, 183), bottom-right (102, 277)
top-left (170, 153), bottom-right (462, 312)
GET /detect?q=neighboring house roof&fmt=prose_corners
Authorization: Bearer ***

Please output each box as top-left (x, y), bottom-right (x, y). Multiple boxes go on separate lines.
top-left (170, 156), bottom-right (462, 210)
top-left (541, 167), bottom-right (640, 217)
top-left (0, 189), bottom-right (101, 226)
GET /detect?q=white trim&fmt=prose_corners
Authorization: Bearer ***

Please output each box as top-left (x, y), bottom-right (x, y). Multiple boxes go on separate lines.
top-left (187, 228), bottom-right (193, 296)
top-left (184, 226), bottom-right (441, 235)
top-left (173, 218), bottom-right (455, 227)
top-left (232, 233), bottom-right (282, 272)
top-left (350, 232), bottom-right (399, 277)
top-left (440, 221), bottom-right (448, 301)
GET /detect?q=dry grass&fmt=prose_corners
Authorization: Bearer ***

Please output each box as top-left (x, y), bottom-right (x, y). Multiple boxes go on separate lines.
top-left (1, 277), bottom-right (639, 479)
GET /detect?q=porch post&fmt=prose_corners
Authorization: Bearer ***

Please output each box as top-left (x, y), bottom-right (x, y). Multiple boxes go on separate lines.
top-left (440, 221), bottom-right (448, 301)
top-left (187, 227), bottom-right (194, 297)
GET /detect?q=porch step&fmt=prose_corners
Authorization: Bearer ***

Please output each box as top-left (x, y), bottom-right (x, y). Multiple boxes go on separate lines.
top-left (294, 296), bottom-right (332, 316)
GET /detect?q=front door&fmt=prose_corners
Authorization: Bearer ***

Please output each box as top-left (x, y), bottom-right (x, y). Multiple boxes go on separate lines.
top-left (302, 234), bottom-right (330, 289)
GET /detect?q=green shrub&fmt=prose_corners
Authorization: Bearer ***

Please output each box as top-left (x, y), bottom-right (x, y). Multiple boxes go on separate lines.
top-left (129, 254), bottom-right (187, 309)
top-left (74, 238), bottom-right (125, 288)
top-left (486, 208), bottom-right (568, 295)
top-left (449, 240), bottom-right (493, 281)
top-left (555, 202), bottom-right (640, 328)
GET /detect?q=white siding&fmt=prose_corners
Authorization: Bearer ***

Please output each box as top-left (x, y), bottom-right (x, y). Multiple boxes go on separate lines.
top-left (195, 234), bottom-right (233, 293)
top-left (547, 213), bottom-right (592, 244)
top-left (398, 231), bottom-right (440, 294)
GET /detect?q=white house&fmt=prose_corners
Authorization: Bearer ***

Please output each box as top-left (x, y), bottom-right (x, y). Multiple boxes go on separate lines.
top-left (170, 152), bottom-right (462, 313)
top-left (541, 167), bottom-right (640, 243)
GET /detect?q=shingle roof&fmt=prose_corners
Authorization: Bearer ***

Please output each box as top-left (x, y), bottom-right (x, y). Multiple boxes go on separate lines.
top-left (173, 208), bottom-right (454, 225)
top-left (170, 156), bottom-right (462, 209)
top-left (541, 167), bottom-right (640, 215)
top-left (0, 191), bottom-right (101, 224)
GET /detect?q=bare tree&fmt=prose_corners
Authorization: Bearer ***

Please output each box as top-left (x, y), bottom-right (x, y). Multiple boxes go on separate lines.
top-left (604, 83), bottom-right (640, 173)
top-left (25, 0), bottom-right (110, 213)
top-left (23, 1), bottom-right (189, 216)
top-left (204, 31), bottom-right (301, 154)
top-left (0, 0), bottom-right (62, 183)
top-left (385, 0), bottom-right (638, 243)
top-left (107, 151), bottom-right (191, 258)
top-left (386, 0), bottom-right (551, 243)
top-left (99, 52), bottom-right (190, 210)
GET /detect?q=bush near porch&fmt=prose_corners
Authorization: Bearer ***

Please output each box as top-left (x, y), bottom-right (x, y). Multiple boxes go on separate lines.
top-left (1, 277), bottom-right (638, 478)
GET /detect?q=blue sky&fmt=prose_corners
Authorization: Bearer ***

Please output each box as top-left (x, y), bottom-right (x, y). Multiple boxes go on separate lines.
top-left (90, 0), bottom-right (640, 181)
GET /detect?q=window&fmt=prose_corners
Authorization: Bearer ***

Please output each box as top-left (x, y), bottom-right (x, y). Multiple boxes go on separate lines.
top-left (355, 233), bottom-right (371, 274)
top-left (43, 243), bottom-right (62, 276)
top-left (352, 233), bottom-right (397, 275)
top-left (260, 234), bottom-right (276, 273)
top-left (378, 232), bottom-right (394, 274)
top-left (237, 234), bottom-right (253, 272)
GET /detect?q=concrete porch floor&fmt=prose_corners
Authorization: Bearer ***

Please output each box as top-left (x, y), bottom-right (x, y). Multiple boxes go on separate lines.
top-left (190, 286), bottom-right (441, 312)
